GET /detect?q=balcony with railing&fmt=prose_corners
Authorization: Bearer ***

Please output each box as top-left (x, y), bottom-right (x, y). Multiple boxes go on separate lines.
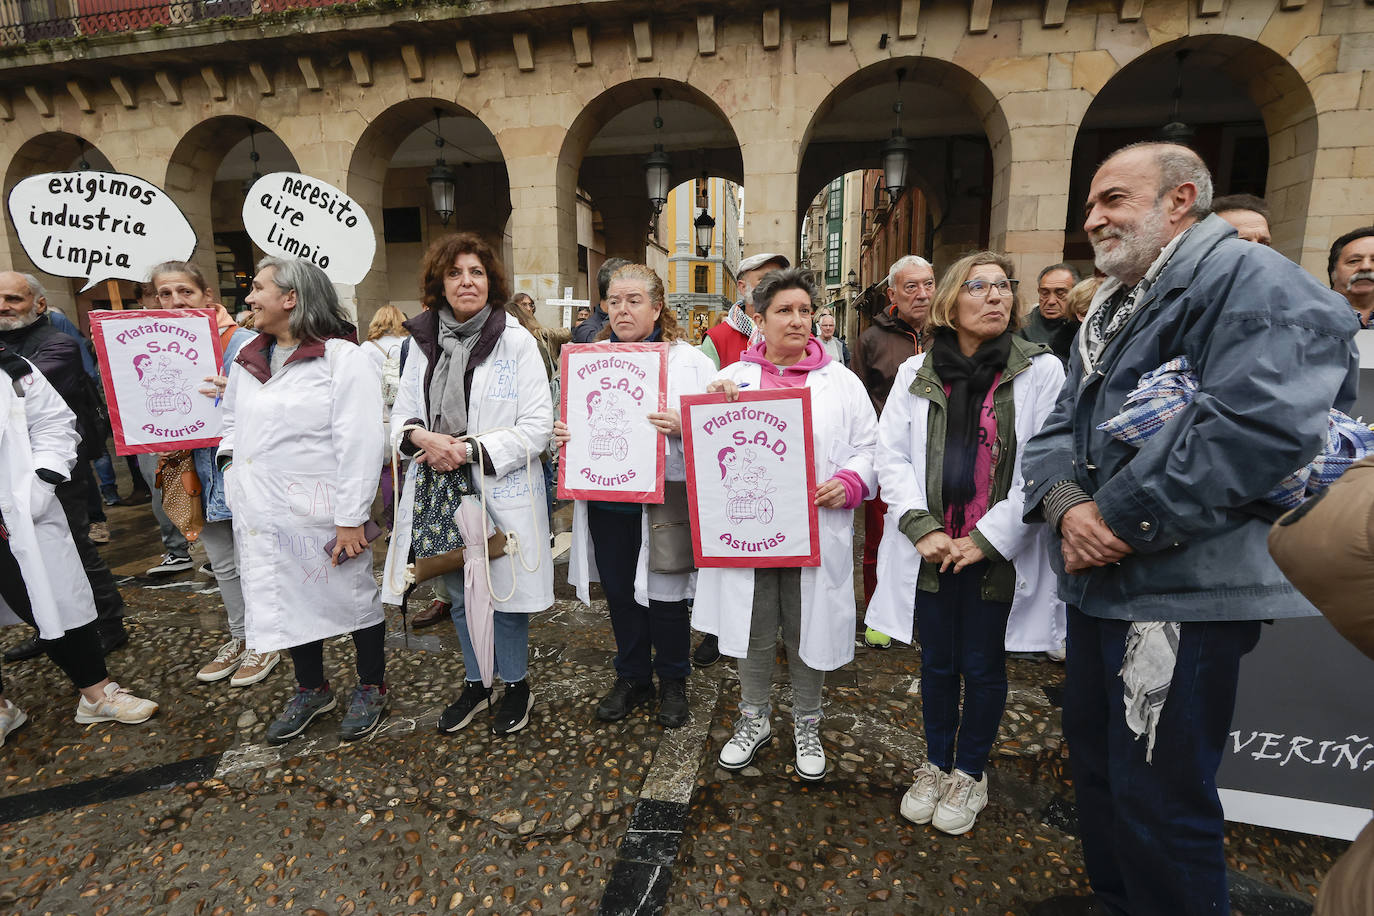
top-left (0, 0), bottom-right (361, 46)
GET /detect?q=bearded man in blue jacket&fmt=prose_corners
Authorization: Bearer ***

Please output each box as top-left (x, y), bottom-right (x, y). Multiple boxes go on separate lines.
top-left (1022, 142), bottom-right (1358, 915)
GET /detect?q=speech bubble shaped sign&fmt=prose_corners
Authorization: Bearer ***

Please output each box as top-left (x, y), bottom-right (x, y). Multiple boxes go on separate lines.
top-left (6, 172), bottom-right (197, 293)
top-left (242, 172), bottom-right (376, 286)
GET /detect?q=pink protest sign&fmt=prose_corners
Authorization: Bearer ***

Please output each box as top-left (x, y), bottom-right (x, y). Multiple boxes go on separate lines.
top-left (680, 388), bottom-right (820, 568)
top-left (557, 341), bottom-right (669, 502)
top-left (89, 308), bottom-right (224, 455)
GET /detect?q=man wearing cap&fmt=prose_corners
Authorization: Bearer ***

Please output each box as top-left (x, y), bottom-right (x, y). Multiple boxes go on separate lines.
top-left (1328, 226), bottom-right (1374, 328)
top-left (700, 253), bottom-right (789, 370)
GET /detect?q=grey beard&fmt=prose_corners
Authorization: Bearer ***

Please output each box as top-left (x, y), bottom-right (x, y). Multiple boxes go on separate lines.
top-left (1092, 205), bottom-right (1171, 283)
top-left (0, 311), bottom-right (38, 332)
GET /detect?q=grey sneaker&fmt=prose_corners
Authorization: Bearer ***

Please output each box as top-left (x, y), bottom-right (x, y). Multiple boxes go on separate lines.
top-left (339, 685), bottom-right (388, 741)
top-left (266, 685), bottom-right (336, 745)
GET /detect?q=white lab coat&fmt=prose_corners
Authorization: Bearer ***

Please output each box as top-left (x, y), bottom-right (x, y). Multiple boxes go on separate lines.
top-left (382, 315), bottom-right (554, 612)
top-left (865, 351), bottom-right (1067, 651)
top-left (219, 339), bottom-right (385, 653)
top-left (570, 341), bottom-right (718, 606)
top-left (0, 361), bottom-right (96, 638)
top-left (691, 359), bottom-right (878, 672)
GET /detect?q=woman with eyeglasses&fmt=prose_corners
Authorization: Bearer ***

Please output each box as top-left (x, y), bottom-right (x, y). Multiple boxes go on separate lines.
top-left (867, 250), bottom-right (1065, 835)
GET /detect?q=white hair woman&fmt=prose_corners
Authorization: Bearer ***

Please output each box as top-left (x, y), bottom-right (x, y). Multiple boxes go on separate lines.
top-left (219, 257), bottom-right (387, 745)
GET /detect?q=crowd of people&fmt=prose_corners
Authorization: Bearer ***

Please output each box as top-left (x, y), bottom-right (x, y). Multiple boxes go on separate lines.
top-left (1, 140), bottom-right (1371, 914)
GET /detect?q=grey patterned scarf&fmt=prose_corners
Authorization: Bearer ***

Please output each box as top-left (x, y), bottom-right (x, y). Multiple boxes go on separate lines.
top-left (428, 304), bottom-right (491, 436)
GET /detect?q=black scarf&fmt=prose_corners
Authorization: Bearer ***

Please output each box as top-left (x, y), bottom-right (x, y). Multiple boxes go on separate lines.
top-left (929, 328), bottom-right (1012, 535)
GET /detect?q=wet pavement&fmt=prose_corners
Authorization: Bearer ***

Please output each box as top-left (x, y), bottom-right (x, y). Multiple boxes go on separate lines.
top-left (0, 486), bottom-right (1351, 915)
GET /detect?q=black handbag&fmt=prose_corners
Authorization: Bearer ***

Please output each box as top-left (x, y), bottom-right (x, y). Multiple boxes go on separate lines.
top-left (646, 480), bottom-right (694, 574)
top-left (409, 461), bottom-right (475, 577)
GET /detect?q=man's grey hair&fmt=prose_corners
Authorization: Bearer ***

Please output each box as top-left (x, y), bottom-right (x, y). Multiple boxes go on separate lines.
top-left (886, 255), bottom-right (933, 286)
top-left (256, 256), bottom-right (352, 343)
top-left (20, 273), bottom-right (47, 303)
top-left (1110, 142), bottom-right (1214, 219)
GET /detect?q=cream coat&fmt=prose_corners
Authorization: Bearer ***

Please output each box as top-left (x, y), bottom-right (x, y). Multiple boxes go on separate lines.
top-left (570, 341), bottom-right (717, 606)
top-left (691, 359), bottom-right (878, 672)
top-left (866, 351), bottom-right (1066, 650)
top-left (382, 316), bottom-right (554, 612)
top-left (0, 361), bottom-right (96, 638)
top-left (220, 340), bottom-right (385, 653)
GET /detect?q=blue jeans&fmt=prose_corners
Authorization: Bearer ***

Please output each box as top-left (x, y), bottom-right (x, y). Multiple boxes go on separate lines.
top-left (440, 570), bottom-right (529, 684)
top-left (914, 564), bottom-right (1011, 777)
top-left (93, 450), bottom-right (117, 497)
top-left (587, 504), bottom-right (691, 684)
top-left (1064, 607), bottom-right (1262, 916)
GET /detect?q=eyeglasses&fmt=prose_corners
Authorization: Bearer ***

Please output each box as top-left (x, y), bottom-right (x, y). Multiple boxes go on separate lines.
top-left (961, 278), bottom-right (1019, 298)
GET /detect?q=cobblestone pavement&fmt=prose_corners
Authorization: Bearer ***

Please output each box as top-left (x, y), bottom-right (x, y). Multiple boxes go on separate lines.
top-left (0, 493), bottom-right (1350, 915)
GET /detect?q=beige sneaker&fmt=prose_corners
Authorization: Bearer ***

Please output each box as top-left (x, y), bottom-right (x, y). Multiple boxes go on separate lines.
top-left (900, 761), bottom-right (949, 825)
top-left (932, 768), bottom-right (989, 835)
top-left (88, 521), bottom-right (110, 544)
top-left (230, 649), bottom-right (282, 687)
top-left (196, 638), bottom-right (247, 683)
top-left (75, 683), bottom-right (158, 725)
top-left (0, 699), bottom-right (28, 747)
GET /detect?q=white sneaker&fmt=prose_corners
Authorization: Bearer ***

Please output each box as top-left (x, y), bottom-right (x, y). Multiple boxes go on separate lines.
top-left (718, 710), bottom-right (772, 770)
top-left (932, 768), bottom-right (988, 835)
top-left (793, 715), bottom-right (826, 780)
top-left (196, 638), bottom-right (248, 682)
top-left (75, 682), bottom-right (159, 725)
top-left (230, 649), bottom-right (282, 687)
top-left (146, 554), bottom-right (193, 576)
top-left (1045, 641), bottom-right (1066, 663)
top-left (900, 761), bottom-right (949, 825)
top-left (0, 699), bottom-right (28, 747)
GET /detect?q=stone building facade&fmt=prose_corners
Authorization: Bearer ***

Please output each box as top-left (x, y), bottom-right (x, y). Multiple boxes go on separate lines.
top-left (0, 0), bottom-right (1371, 328)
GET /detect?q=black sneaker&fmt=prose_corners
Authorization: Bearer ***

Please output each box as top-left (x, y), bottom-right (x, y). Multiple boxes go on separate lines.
top-left (596, 678), bottom-right (655, 722)
top-left (657, 679), bottom-right (689, 728)
top-left (438, 682), bottom-right (491, 733)
top-left (266, 685), bottom-right (336, 745)
top-left (491, 680), bottom-right (532, 735)
top-left (692, 634), bottom-right (721, 668)
top-left (3, 634), bottom-right (42, 663)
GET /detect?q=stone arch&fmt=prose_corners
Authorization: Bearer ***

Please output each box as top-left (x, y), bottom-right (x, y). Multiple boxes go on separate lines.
top-left (1068, 34), bottom-right (1318, 266)
top-left (346, 98), bottom-right (510, 323)
top-left (798, 57), bottom-right (1009, 279)
top-left (3, 130), bottom-right (118, 316)
top-left (557, 78), bottom-right (744, 277)
top-left (165, 116), bottom-right (299, 311)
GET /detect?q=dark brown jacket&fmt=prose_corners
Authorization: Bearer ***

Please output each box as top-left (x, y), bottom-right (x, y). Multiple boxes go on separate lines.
top-left (851, 306), bottom-right (923, 415)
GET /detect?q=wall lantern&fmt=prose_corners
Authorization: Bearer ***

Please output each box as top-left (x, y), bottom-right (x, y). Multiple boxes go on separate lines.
top-left (427, 108), bottom-right (458, 227)
top-left (881, 67), bottom-right (913, 201)
top-left (643, 88), bottom-right (672, 215)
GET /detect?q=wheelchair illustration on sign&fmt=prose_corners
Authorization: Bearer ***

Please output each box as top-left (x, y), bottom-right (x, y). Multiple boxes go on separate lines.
top-left (585, 390), bottom-right (631, 461)
top-left (590, 431), bottom-right (629, 461)
top-left (725, 465), bottom-right (776, 525)
top-left (133, 353), bottom-right (194, 417)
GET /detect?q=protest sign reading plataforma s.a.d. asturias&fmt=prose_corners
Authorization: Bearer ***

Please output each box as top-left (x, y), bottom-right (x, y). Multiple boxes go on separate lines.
top-left (6, 172), bottom-right (196, 292)
top-left (242, 173), bottom-right (376, 285)
top-left (680, 389), bottom-right (820, 568)
top-left (88, 308), bottom-right (225, 455)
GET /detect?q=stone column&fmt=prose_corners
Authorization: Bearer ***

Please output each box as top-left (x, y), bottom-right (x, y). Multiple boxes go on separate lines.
top-left (504, 151), bottom-right (579, 308)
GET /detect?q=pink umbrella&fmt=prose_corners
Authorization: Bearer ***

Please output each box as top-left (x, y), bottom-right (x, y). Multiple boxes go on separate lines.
top-left (454, 498), bottom-right (495, 687)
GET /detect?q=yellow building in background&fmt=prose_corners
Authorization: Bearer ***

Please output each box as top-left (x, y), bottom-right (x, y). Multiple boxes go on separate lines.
top-left (662, 176), bottom-right (741, 344)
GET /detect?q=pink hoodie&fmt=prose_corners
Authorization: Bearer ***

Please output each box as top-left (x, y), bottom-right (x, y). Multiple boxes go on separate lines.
top-left (740, 337), bottom-right (867, 509)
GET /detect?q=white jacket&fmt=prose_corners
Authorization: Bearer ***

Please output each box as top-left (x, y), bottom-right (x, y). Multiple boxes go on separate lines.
top-left (0, 361), bottom-right (96, 638)
top-left (570, 341), bottom-right (717, 606)
top-left (383, 315), bottom-right (554, 612)
top-left (691, 359), bottom-right (878, 672)
top-left (220, 339), bottom-right (385, 653)
top-left (865, 350), bottom-right (1067, 651)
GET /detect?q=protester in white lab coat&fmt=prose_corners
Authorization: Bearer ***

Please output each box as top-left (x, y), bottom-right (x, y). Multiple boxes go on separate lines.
top-left (867, 251), bottom-right (1064, 836)
top-left (692, 268), bottom-right (878, 781)
top-left (557, 264), bottom-right (716, 730)
top-left (0, 355), bottom-right (157, 742)
top-left (219, 257), bottom-right (386, 746)
top-left (382, 233), bottom-right (553, 737)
